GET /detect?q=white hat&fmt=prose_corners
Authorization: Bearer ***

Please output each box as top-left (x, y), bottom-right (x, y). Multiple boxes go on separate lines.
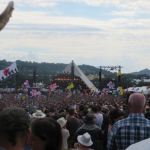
top-left (77, 132), bottom-right (93, 147)
top-left (32, 110), bottom-right (46, 118)
top-left (57, 117), bottom-right (67, 128)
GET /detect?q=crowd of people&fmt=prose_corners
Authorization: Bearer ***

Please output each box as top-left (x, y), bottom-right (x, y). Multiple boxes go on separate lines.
top-left (0, 89), bottom-right (150, 150)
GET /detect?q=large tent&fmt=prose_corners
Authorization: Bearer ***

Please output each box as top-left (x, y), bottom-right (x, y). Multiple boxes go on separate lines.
top-left (126, 86), bottom-right (150, 95)
top-left (63, 61), bottom-right (98, 92)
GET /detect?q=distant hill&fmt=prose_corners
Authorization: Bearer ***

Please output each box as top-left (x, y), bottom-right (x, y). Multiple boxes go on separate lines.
top-left (0, 60), bottom-right (149, 88)
top-left (132, 69), bottom-right (150, 76)
top-left (0, 60), bottom-right (149, 77)
top-left (0, 60), bottom-right (113, 76)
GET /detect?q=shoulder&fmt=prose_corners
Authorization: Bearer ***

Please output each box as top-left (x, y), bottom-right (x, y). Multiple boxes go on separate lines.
top-left (113, 117), bottom-right (128, 128)
top-left (126, 138), bottom-right (150, 150)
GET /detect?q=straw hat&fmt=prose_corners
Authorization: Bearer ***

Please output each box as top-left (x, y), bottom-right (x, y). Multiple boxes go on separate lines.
top-left (32, 110), bottom-right (46, 118)
top-left (57, 117), bottom-right (67, 128)
top-left (77, 132), bottom-right (93, 147)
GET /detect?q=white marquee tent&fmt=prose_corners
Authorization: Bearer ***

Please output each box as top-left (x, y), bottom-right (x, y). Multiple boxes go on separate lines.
top-left (126, 86), bottom-right (150, 95)
top-left (63, 61), bottom-right (98, 92)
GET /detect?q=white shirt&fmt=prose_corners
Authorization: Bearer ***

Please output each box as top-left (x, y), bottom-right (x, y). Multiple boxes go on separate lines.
top-left (126, 138), bottom-right (150, 150)
top-left (94, 113), bottom-right (103, 129)
top-left (62, 128), bottom-right (70, 150)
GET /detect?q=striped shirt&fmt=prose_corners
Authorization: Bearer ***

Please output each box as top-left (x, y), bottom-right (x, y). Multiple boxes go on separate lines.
top-left (107, 113), bottom-right (150, 150)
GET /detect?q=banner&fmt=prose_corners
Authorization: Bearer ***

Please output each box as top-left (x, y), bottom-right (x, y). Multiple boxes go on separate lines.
top-left (0, 62), bottom-right (18, 81)
top-left (107, 81), bottom-right (115, 90)
top-left (23, 80), bottom-right (30, 89)
top-left (48, 83), bottom-right (59, 91)
top-left (67, 82), bottom-right (74, 90)
top-left (28, 88), bottom-right (41, 97)
top-left (118, 86), bottom-right (124, 96)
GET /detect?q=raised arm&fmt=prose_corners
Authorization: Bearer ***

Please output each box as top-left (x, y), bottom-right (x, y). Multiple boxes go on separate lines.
top-left (0, 1), bottom-right (14, 31)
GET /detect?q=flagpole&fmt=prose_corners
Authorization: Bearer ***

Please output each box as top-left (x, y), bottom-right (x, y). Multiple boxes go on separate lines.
top-left (71, 60), bottom-right (74, 93)
top-left (71, 60), bottom-right (74, 81)
top-left (15, 72), bottom-right (17, 92)
top-left (99, 66), bottom-right (102, 90)
top-left (117, 66), bottom-right (121, 87)
top-left (33, 65), bottom-right (36, 87)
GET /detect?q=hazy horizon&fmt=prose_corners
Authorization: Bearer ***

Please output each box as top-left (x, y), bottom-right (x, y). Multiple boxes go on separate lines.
top-left (1, 59), bottom-right (149, 74)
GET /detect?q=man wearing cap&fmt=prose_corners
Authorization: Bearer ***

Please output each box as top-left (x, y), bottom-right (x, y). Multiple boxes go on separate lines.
top-left (76, 113), bottom-right (104, 150)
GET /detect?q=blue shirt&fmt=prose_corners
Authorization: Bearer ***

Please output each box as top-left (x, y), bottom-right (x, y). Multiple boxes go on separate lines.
top-left (107, 113), bottom-right (150, 150)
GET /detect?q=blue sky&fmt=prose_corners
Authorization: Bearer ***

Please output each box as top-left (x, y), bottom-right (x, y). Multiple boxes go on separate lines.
top-left (0, 0), bottom-right (150, 73)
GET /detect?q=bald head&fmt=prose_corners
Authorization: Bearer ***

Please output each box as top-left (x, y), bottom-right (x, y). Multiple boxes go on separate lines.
top-left (128, 93), bottom-right (146, 113)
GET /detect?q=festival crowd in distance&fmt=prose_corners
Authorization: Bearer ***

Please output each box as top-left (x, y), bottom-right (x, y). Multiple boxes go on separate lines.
top-left (0, 86), bottom-right (150, 150)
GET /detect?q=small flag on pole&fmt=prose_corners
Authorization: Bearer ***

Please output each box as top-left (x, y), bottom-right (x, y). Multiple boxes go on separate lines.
top-left (67, 82), bottom-right (74, 90)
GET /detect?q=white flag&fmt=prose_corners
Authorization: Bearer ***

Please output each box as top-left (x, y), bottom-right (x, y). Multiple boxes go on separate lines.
top-left (0, 62), bottom-right (18, 81)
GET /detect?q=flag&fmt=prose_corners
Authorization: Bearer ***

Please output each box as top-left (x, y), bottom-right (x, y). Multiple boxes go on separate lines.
top-left (48, 83), bottom-right (59, 91)
top-left (107, 81), bottom-right (115, 89)
top-left (118, 86), bottom-right (124, 96)
top-left (28, 88), bottom-right (41, 97)
top-left (67, 82), bottom-right (74, 90)
top-left (24, 80), bottom-right (30, 88)
top-left (0, 62), bottom-right (18, 81)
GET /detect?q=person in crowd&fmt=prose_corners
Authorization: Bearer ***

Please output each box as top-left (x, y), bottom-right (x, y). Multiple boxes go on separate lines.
top-left (30, 117), bottom-right (62, 150)
top-left (91, 105), bottom-right (103, 129)
top-left (74, 132), bottom-right (93, 150)
top-left (101, 110), bottom-right (109, 150)
top-left (92, 105), bottom-right (109, 150)
top-left (57, 117), bottom-right (70, 150)
top-left (108, 108), bottom-right (124, 132)
top-left (0, 107), bottom-right (30, 150)
top-left (66, 108), bottom-right (81, 148)
top-left (144, 99), bottom-right (150, 120)
top-left (76, 113), bottom-right (104, 150)
top-left (32, 110), bottom-right (46, 119)
top-left (107, 93), bottom-right (150, 150)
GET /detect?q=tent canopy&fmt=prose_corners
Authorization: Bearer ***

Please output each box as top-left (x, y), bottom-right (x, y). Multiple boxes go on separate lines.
top-left (63, 61), bottom-right (98, 92)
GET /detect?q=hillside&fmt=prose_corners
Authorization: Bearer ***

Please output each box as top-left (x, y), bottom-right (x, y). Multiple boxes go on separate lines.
top-left (0, 60), bottom-right (149, 88)
top-left (0, 60), bottom-right (113, 76)
top-left (132, 69), bottom-right (150, 76)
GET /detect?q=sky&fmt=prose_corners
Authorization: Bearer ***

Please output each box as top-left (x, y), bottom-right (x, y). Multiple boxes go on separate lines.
top-left (0, 0), bottom-right (150, 73)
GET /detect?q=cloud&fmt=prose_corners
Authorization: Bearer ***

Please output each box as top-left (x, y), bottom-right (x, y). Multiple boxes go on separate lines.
top-left (1, 0), bottom-right (150, 9)
top-left (0, 0), bottom-right (57, 8)
top-left (8, 10), bottom-right (109, 32)
top-left (111, 0), bottom-right (150, 18)
top-left (8, 9), bottom-right (150, 31)
top-left (111, 10), bottom-right (136, 17)
top-left (0, 0), bottom-right (150, 73)
top-left (0, 25), bottom-right (150, 73)
top-left (63, 0), bottom-right (120, 6)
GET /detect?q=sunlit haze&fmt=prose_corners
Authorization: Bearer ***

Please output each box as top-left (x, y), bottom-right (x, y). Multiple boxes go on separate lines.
top-left (0, 0), bottom-right (150, 73)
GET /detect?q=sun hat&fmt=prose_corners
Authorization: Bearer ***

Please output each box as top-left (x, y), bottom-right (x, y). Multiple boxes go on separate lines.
top-left (77, 132), bottom-right (93, 147)
top-left (57, 117), bottom-right (67, 128)
top-left (32, 110), bottom-right (46, 118)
